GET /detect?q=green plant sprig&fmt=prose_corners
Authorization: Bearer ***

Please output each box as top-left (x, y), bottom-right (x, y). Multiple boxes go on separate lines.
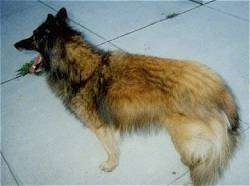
top-left (16, 60), bottom-right (44, 77)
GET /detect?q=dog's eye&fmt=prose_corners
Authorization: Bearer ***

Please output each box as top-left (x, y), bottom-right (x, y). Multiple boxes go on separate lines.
top-left (45, 29), bottom-right (51, 34)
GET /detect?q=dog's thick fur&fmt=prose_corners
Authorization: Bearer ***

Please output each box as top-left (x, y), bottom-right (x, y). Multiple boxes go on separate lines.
top-left (15, 8), bottom-right (240, 185)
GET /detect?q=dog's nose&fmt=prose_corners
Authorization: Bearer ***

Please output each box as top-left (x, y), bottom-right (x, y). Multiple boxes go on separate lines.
top-left (14, 42), bottom-right (22, 50)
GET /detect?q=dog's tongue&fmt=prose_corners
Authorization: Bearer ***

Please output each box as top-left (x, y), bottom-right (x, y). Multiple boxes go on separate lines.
top-left (29, 55), bottom-right (42, 73)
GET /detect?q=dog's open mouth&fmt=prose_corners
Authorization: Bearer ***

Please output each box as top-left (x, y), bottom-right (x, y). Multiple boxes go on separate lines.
top-left (29, 55), bottom-right (42, 73)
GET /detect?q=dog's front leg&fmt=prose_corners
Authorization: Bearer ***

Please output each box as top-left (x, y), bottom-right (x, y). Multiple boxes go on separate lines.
top-left (85, 118), bottom-right (120, 172)
top-left (91, 126), bottom-right (120, 172)
top-left (71, 95), bottom-right (120, 171)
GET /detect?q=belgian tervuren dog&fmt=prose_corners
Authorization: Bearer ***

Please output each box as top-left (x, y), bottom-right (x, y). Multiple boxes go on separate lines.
top-left (14, 8), bottom-right (239, 185)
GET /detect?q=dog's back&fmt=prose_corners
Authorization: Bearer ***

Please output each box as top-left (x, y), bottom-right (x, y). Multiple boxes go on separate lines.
top-left (101, 51), bottom-right (237, 129)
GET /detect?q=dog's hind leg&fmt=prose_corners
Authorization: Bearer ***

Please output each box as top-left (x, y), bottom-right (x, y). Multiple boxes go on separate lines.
top-left (92, 125), bottom-right (120, 172)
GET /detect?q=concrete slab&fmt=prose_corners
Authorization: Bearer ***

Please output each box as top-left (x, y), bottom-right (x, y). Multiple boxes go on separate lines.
top-left (206, 1), bottom-right (249, 22)
top-left (42, 1), bottom-right (196, 41)
top-left (1, 155), bottom-right (17, 185)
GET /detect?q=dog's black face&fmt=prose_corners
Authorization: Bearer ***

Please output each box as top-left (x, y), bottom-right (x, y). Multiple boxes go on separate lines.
top-left (14, 8), bottom-right (77, 71)
top-left (14, 8), bottom-right (68, 53)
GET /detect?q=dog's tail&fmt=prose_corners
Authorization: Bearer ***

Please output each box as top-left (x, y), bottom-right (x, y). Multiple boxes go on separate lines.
top-left (190, 120), bottom-right (239, 185)
top-left (218, 87), bottom-right (240, 133)
top-left (190, 90), bottom-right (240, 185)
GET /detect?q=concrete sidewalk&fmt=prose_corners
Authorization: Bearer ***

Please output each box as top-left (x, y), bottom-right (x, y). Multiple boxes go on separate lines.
top-left (1, 1), bottom-right (249, 185)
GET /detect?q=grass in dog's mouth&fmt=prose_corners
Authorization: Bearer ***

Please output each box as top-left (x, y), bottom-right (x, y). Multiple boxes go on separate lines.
top-left (16, 61), bottom-right (34, 76)
top-left (16, 56), bottom-right (44, 77)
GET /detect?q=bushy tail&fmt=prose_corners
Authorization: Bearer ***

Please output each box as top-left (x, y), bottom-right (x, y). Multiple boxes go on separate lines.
top-left (168, 87), bottom-right (240, 185)
top-left (218, 87), bottom-right (240, 133)
top-left (190, 93), bottom-right (240, 186)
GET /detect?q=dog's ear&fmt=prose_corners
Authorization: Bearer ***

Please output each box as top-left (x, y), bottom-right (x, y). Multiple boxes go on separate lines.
top-left (46, 14), bottom-right (55, 22)
top-left (56, 7), bottom-right (68, 22)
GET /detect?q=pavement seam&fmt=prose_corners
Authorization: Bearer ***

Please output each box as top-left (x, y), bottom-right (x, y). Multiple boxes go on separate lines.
top-left (168, 170), bottom-right (189, 185)
top-left (37, 0), bottom-right (124, 51)
top-left (96, 4), bottom-right (202, 46)
top-left (189, 0), bottom-right (203, 5)
top-left (0, 75), bottom-right (22, 85)
top-left (242, 126), bottom-right (250, 133)
top-left (189, 0), bottom-right (215, 5)
top-left (240, 119), bottom-right (249, 127)
top-left (205, 4), bottom-right (250, 22)
top-left (1, 151), bottom-right (21, 185)
top-left (96, 0), bottom-right (217, 46)
top-left (190, 0), bottom-right (249, 22)
top-left (37, 0), bottom-right (214, 47)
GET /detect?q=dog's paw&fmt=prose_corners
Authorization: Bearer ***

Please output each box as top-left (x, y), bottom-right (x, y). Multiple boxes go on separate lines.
top-left (99, 160), bottom-right (118, 172)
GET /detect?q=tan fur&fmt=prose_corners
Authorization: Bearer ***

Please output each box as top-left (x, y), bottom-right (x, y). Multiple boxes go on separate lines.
top-left (47, 35), bottom-right (239, 185)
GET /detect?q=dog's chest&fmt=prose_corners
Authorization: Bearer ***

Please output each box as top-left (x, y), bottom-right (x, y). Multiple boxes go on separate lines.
top-left (47, 76), bottom-right (69, 101)
top-left (47, 71), bottom-right (101, 119)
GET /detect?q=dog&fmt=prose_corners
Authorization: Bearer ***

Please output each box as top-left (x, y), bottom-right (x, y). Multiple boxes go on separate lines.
top-left (14, 8), bottom-right (240, 185)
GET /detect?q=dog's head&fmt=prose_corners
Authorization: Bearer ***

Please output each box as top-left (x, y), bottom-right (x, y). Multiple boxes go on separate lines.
top-left (14, 8), bottom-right (78, 70)
top-left (14, 8), bottom-right (69, 52)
